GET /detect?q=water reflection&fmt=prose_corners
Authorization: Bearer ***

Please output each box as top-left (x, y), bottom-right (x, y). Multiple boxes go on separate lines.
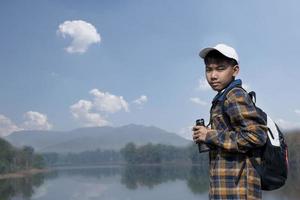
top-left (186, 165), bottom-right (209, 194)
top-left (52, 166), bottom-right (121, 179)
top-left (121, 165), bottom-right (188, 189)
top-left (120, 165), bottom-right (209, 194)
top-left (0, 173), bottom-right (45, 200)
top-left (0, 165), bottom-right (299, 199)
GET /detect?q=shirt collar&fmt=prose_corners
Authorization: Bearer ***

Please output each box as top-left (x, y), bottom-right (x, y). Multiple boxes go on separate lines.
top-left (212, 79), bottom-right (242, 103)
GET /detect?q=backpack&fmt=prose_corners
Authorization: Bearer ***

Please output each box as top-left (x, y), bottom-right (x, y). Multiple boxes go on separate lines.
top-left (220, 86), bottom-right (289, 191)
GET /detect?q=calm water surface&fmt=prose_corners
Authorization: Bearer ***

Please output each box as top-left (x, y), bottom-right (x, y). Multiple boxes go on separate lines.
top-left (1, 165), bottom-right (299, 200)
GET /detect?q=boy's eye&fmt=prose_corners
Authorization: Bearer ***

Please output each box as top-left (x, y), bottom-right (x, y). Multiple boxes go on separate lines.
top-left (205, 67), bottom-right (212, 72)
top-left (216, 66), bottom-right (226, 70)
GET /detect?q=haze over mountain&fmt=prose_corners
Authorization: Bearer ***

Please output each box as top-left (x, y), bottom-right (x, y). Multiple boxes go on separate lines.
top-left (5, 124), bottom-right (191, 153)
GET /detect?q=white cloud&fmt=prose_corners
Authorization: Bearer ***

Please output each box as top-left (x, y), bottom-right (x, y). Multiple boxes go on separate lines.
top-left (70, 100), bottom-right (109, 127)
top-left (90, 89), bottom-right (129, 113)
top-left (57, 20), bottom-right (101, 54)
top-left (70, 89), bottom-right (130, 127)
top-left (295, 109), bottom-right (300, 116)
top-left (197, 77), bottom-right (210, 91)
top-left (0, 115), bottom-right (22, 137)
top-left (133, 95), bottom-right (148, 105)
top-left (190, 97), bottom-right (208, 106)
top-left (0, 112), bottom-right (52, 137)
top-left (276, 118), bottom-right (300, 131)
top-left (21, 111), bottom-right (52, 130)
top-left (70, 89), bottom-right (148, 127)
top-left (70, 100), bottom-right (93, 118)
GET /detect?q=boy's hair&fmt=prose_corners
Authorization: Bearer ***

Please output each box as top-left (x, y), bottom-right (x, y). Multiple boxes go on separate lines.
top-left (204, 50), bottom-right (238, 66)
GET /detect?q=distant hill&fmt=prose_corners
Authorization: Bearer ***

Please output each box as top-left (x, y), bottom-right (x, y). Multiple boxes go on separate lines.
top-left (5, 124), bottom-right (190, 153)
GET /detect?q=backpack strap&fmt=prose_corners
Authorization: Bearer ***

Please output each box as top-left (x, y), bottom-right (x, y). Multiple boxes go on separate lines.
top-left (248, 152), bottom-right (264, 177)
top-left (248, 91), bottom-right (256, 104)
top-left (235, 159), bottom-right (246, 185)
top-left (220, 87), bottom-right (257, 128)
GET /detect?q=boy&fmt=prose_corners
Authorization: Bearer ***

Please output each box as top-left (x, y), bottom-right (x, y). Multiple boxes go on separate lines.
top-left (192, 43), bottom-right (268, 200)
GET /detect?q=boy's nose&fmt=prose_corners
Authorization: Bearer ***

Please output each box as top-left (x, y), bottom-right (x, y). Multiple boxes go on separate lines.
top-left (211, 71), bottom-right (218, 79)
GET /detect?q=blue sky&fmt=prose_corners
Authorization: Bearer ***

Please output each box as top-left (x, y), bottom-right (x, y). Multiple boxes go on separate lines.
top-left (1, 0), bottom-right (300, 139)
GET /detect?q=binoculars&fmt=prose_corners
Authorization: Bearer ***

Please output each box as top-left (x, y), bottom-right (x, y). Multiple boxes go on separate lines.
top-left (195, 119), bottom-right (210, 153)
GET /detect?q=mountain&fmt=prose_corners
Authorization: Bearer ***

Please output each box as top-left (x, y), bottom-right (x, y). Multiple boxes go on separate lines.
top-left (5, 124), bottom-right (191, 153)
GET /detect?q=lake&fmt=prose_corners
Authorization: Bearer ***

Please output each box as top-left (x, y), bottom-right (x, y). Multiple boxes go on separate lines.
top-left (1, 165), bottom-right (299, 200)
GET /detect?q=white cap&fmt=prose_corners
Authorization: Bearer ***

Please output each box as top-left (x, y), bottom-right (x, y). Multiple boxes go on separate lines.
top-left (199, 43), bottom-right (239, 63)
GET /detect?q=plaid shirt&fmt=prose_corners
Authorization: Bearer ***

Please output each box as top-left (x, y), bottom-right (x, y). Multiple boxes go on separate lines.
top-left (204, 79), bottom-right (268, 200)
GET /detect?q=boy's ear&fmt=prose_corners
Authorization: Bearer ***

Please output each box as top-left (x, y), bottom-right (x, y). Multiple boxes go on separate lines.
top-left (232, 65), bottom-right (239, 77)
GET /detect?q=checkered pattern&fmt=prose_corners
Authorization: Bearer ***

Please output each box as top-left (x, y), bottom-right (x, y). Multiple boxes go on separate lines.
top-left (205, 87), bottom-right (268, 200)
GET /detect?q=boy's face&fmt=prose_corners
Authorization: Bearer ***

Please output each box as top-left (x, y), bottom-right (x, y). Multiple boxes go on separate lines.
top-left (205, 61), bottom-right (239, 92)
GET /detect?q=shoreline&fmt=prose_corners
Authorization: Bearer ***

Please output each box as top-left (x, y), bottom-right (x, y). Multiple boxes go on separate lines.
top-left (0, 168), bottom-right (50, 180)
top-left (0, 163), bottom-right (207, 179)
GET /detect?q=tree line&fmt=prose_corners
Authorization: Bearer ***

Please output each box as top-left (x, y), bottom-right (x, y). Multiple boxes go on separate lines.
top-left (120, 142), bottom-right (208, 165)
top-left (42, 149), bottom-right (123, 166)
top-left (0, 138), bottom-right (44, 174)
top-left (2, 139), bottom-right (203, 170)
top-left (41, 142), bottom-right (208, 166)
top-left (3, 130), bottom-right (299, 169)
top-left (120, 131), bottom-right (300, 167)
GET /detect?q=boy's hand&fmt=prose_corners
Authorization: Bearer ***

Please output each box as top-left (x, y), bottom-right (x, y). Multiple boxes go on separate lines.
top-left (192, 126), bottom-right (210, 143)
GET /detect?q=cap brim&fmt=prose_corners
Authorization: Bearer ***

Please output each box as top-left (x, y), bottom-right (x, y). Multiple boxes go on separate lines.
top-left (199, 47), bottom-right (215, 59)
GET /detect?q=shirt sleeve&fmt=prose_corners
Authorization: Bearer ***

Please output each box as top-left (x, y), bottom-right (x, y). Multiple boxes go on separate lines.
top-left (204, 88), bottom-right (268, 153)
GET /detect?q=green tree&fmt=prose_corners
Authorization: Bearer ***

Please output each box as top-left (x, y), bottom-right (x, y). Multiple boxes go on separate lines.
top-left (120, 142), bottom-right (137, 164)
top-left (21, 146), bottom-right (35, 169)
top-left (33, 154), bottom-right (45, 169)
top-left (0, 138), bottom-right (15, 173)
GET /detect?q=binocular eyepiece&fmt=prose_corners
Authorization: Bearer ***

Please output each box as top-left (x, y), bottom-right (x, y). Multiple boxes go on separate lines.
top-left (196, 119), bottom-right (205, 126)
